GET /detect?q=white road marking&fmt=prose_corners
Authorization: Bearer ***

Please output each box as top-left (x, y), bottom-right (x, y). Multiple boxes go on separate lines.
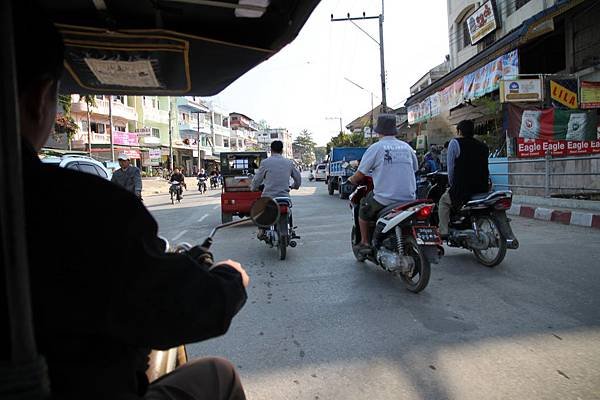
top-left (171, 230), bottom-right (188, 241)
top-left (213, 205), bottom-right (220, 210)
top-left (197, 214), bottom-right (209, 223)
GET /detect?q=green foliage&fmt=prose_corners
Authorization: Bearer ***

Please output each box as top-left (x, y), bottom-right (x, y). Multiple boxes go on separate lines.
top-left (314, 146), bottom-right (327, 163)
top-left (293, 129), bottom-right (317, 165)
top-left (325, 131), bottom-right (369, 153)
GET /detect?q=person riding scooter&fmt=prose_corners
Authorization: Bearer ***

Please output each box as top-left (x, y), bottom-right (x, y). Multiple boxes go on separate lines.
top-left (251, 140), bottom-right (302, 238)
top-left (348, 114), bottom-right (419, 255)
top-left (197, 168), bottom-right (208, 192)
top-left (438, 119), bottom-right (489, 239)
top-left (170, 168), bottom-right (186, 197)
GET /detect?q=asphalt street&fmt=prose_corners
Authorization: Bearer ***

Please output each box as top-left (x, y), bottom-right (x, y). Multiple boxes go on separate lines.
top-left (145, 175), bottom-right (600, 400)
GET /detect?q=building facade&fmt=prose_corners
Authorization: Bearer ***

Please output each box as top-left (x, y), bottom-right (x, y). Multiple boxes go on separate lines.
top-left (229, 112), bottom-right (260, 151)
top-left (257, 128), bottom-right (293, 158)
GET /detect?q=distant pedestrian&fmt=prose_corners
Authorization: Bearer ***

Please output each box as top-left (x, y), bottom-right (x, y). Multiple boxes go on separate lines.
top-left (440, 141), bottom-right (449, 171)
top-left (111, 152), bottom-right (142, 198)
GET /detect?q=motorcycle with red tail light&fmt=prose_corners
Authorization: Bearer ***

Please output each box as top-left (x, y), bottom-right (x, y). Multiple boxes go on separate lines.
top-left (349, 177), bottom-right (443, 293)
top-left (417, 171), bottom-right (519, 267)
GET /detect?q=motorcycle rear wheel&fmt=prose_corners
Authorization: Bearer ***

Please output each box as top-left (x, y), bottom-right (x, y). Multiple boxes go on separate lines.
top-left (278, 215), bottom-right (288, 260)
top-left (400, 236), bottom-right (431, 293)
top-left (473, 215), bottom-right (507, 267)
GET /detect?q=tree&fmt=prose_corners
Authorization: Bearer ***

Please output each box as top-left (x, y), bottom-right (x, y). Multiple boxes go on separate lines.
top-left (54, 94), bottom-right (78, 150)
top-left (293, 129), bottom-right (317, 165)
top-left (325, 131), bottom-right (368, 153)
top-left (81, 95), bottom-right (97, 156)
top-left (314, 146), bottom-right (326, 163)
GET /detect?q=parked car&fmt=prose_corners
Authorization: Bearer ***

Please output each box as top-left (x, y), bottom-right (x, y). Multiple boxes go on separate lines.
top-left (41, 155), bottom-right (112, 180)
top-left (314, 163), bottom-right (327, 181)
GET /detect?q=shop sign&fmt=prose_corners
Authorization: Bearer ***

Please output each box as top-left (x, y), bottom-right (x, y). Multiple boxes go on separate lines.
top-left (416, 135), bottom-right (427, 150)
top-left (464, 50), bottom-right (518, 100)
top-left (467, 0), bottom-right (498, 45)
top-left (113, 132), bottom-right (138, 146)
top-left (550, 80), bottom-right (578, 109)
top-left (517, 138), bottom-right (600, 158)
top-left (122, 149), bottom-right (141, 159)
top-left (580, 81), bottom-right (600, 109)
top-left (501, 78), bottom-right (542, 102)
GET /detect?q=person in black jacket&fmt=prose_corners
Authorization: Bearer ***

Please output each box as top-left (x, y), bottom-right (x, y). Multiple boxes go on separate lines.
top-left (14, 4), bottom-right (248, 399)
top-left (438, 119), bottom-right (489, 238)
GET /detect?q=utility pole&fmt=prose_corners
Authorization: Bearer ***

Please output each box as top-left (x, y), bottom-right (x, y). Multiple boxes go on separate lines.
top-left (326, 117), bottom-right (343, 134)
top-left (108, 95), bottom-right (115, 162)
top-left (331, 0), bottom-right (387, 109)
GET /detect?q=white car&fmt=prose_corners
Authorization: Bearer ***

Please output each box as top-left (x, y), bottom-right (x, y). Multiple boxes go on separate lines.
top-left (41, 155), bottom-right (112, 180)
top-left (314, 163), bottom-right (327, 181)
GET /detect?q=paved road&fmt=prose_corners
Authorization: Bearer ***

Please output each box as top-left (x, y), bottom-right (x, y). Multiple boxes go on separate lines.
top-left (145, 177), bottom-right (600, 400)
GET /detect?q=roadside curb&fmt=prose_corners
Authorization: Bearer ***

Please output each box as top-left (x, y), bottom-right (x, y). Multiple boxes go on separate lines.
top-left (508, 204), bottom-right (600, 229)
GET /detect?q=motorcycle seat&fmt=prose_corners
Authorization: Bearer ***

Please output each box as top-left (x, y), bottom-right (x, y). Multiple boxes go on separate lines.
top-left (376, 199), bottom-right (430, 219)
top-left (273, 197), bottom-right (292, 207)
top-left (465, 191), bottom-right (511, 206)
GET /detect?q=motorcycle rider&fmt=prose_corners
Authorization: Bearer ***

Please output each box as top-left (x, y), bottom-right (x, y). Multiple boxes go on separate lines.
top-left (197, 168), bottom-right (208, 192)
top-left (438, 119), bottom-right (489, 239)
top-left (251, 140), bottom-right (301, 238)
top-left (348, 114), bottom-right (419, 254)
top-left (170, 167), bottom-right (187, 197)
top-left (251, 140), bottom-right (301, 198)
top-left (14, 6), bottom-right (249, 399)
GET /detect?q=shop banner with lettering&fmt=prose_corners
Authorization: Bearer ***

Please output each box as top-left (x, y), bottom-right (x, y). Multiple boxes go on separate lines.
top-left (464, 50), bottom-right (519, 101)
top-left (407, 104), bottom-right (419, 125)
top-left (516, 138), bottom-right (600, 157)
top-left (430, 92), bottom-right (441, 117)
top-left (549, 79), bottom-right (578, 109)
top-left (507, 103), bottom-right (598, 141)
top-left (580, 81), bottom-right (600, 109)
top-left (449, 77), bottom-right (464, 109)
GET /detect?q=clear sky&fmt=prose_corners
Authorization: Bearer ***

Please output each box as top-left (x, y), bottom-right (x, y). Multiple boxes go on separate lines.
top-left (207, 0), bottom-right (450, 146)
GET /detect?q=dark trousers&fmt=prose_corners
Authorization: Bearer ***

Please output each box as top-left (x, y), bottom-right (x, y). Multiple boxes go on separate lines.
top-left (145, 358), bottom-right (246, 400)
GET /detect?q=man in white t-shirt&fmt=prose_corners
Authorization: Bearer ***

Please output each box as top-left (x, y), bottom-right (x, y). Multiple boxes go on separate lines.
top-left (348, 114), bottom-right (419, 254)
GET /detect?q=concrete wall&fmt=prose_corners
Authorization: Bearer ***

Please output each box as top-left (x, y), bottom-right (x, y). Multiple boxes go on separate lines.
top-left (508, 156), bottom-right (600, 196)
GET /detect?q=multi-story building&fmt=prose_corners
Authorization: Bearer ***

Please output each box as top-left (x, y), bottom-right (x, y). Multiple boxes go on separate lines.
top-left (176, 96), bottom-right (213, 174)
top-left (208, 103), bottom-right (232, 156)
top-left (228, 112), bottom-right (260, 151)
top-left (406, 0), bottom-right (600, 152)
top-left (69, 94), bottom-right (142, 165)
top-left (257, 128), bottom-right (293, 158)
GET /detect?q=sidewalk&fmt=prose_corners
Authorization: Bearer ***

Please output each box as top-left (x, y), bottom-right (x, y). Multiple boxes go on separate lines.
top-left (509, 195), bottom-right (600, 229)
top-left (141, 177), bottom-right (170, 197)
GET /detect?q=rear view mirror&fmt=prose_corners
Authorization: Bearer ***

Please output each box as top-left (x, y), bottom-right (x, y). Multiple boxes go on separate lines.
top-left (250, 197), bottom-right (280, 227)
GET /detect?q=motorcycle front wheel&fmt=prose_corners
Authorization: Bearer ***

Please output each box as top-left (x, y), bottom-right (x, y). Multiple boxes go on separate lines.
top-left (401, 236), bottom-right (431, 293)
top-left (170, 191), bottom-right (174, 205)
top-left (473, 215), bottom-right (507, 267)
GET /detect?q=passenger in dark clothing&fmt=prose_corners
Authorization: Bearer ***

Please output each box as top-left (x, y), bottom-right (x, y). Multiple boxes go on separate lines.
top-left (13, 4), bottom-right (248, 399)
top-left (438, 119), bottom-right (489, 237)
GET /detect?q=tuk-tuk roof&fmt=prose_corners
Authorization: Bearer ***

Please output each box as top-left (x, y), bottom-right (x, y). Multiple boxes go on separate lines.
top-left (39, 0), bottom-right (320, 96)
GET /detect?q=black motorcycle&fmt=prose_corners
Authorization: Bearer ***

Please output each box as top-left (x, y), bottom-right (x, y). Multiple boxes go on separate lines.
top-left (197, 177), bottom-right (207, 194)
top-left (418, 171), bottom-right (519, 267)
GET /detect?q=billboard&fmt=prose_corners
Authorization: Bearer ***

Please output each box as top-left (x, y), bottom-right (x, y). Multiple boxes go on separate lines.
top-left (467, 0), bottom-right (498, 45)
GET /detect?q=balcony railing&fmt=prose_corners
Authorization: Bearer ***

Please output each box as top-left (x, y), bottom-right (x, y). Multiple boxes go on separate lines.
top-left (71, 99), bottom-right (137, 121)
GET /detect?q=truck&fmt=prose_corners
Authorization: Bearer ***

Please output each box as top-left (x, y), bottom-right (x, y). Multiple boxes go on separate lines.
top-left (326, 147), bottom-right (368, 199)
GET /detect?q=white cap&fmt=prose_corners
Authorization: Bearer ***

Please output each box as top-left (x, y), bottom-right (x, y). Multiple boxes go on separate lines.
top-left (117, 152), bottom-right (130, 160)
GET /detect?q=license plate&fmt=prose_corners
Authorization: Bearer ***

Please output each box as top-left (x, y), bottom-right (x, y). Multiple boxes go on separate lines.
top-left (413, 226), bottom-right (441, 245)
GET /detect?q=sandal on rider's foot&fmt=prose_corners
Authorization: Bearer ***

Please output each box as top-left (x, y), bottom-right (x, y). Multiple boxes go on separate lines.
top-left (353, 243), bottom-right (372, 255)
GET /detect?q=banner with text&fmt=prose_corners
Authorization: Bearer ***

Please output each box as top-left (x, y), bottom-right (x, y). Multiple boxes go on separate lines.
top-left (516, 138), bottom-right (600, 157)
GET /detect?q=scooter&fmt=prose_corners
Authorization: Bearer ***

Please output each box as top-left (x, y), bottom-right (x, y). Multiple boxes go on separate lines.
top-left (419, 171), bottom-right (519, 267)
top-left (197, 177), bottom-right (207, 194)
top-left (148, 197), bottom-right (280, 382)
top-left (349, 178), bottom-right (443, 293)
top-left (169, 181), bottom-right (183, 204)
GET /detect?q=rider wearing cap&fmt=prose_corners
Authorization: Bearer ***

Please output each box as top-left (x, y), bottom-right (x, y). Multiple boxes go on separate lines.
top-left (111, 152), bottom-right (143, 198)
top-left (348, 114), bottom-right (419, 254)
